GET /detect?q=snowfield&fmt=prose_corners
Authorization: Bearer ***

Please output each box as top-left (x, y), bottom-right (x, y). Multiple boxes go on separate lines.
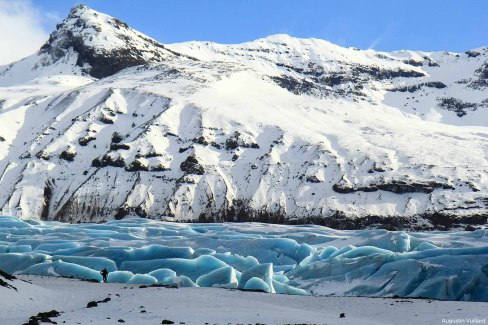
top-left (2, 275), bottom-right (487, 325)
top-left (0, 216), bottom-right (487, 304)
top-left (1, 5), bottom-right (488, 228)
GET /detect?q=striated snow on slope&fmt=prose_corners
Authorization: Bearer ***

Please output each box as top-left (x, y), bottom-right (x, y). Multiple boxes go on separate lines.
top-left (1, 5), bottom-right (488, 229)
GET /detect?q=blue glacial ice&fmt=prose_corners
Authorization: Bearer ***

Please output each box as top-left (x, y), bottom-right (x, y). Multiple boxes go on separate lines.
top-left (243, 277), bottom-right (271, 293)
top-left (0, 216), bottom-right (487, 301)
top-left (148, 269), bottom-right (177, 284)
top-left (127, 274), bottom-right (158, 285)
top-left (196, 266), bottom-right (238, 288)
top-left (107, 271), bottom-right (134, 283)
top-left (20, 260), bottom-right (102, 281)
top-left (238, 263), bottom-right (275, 293)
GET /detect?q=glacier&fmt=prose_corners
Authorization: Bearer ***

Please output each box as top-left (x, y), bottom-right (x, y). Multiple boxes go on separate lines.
top-left (0, 216), bottom-right (487, 301)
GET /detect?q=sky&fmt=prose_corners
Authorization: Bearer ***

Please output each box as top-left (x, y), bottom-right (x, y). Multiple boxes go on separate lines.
top-left (1, 0), bottom-right (487, 65)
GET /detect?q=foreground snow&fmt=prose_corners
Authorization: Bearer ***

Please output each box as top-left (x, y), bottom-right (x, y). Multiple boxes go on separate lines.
top-left (1, 275), bottom-right (487, 325)
top-left (1, 216), bottom-right (487, 302)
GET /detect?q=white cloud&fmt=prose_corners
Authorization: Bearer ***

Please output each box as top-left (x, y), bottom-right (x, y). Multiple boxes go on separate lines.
top-left (0, 0), bottom-right (54, 65)
top-left (367, 22), bottom-right (397, 51)
top-left (367, 37), bottom-right (383, 50)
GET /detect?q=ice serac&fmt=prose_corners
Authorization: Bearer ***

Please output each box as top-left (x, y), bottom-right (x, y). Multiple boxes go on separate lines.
top-left (1, 6), bottom-right (488, 229)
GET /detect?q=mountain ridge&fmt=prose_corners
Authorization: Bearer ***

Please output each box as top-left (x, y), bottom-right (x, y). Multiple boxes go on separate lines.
top-left (1, 5), bottom-right (488, 229)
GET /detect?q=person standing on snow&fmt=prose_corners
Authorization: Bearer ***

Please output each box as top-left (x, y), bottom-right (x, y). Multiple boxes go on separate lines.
top-left (100, 268), bottom-right (109, 283)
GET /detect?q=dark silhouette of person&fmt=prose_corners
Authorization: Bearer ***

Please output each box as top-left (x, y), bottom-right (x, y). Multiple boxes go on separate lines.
top-left (100, 268), bottom-right (108, 283)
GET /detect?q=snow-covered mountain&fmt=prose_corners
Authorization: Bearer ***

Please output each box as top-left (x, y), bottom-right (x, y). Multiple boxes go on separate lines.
top-left (1, 5), bottom-right (488, 229)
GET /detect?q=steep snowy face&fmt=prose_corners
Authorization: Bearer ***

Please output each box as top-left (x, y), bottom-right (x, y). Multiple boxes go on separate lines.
top-left (1, 6), bottom-right (488, 229)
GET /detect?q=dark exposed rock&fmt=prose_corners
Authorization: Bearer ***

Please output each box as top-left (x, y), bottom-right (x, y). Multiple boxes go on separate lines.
top-left (35, 150), bottom-right (50, 161)
top-left (403, 59), bottom-right (423, 67)
top-left (271, 62), bottom-right (424, 98)
top-left (372, 164), bottom-right (386, 172)
top-left (289, 211), bottom-right (488, 231)
top-left (111, 132), bottom-right (123, 143)
top-left (0, 270), bottom-right (16, 281)
top-left (469, 62), bottom-right (488, 89)
top-left (40, 181), bottom-right (54, 221)
top-left (115, 206), bottom-right (130, 220)
top-left (270, 75), bottom-right (318, 96)
top-left (466, 50), bottom-right (481, 58)
top-left (332, 182), bottom-right (356, 194)
top-left (193, 136), bottom-right (208, 146)
top-left (87, 300), bottom-right (98, 308)
top-left (225, 137), bottom-right (239, 150)
top-left (0, 277), bottom-right (11, 289)
top-left (110, 143), bottom-right (131, 151)
top-left (100, 116), bottom-right (114, 124)
top-left (151, 164), bottom-right (169, 172)
top-left (351, 65), bottom-right (425, 79)
top-left (0, 136), bottom-right (5, 142)
top-left (78, 136), bottom-right (96, 146)
top-left (134, 206), bottom-right (147, 218)
top-left (390, 81), bottom-right (447, 93)
top-left (225, 131), bottom-right (260, 150)
top-left (437, 97), bottom-right (478, 117)
top-left (141, 151), bottom-right (162, 158)
top-left (180, 155), bottom-right (204, 175)
top-left (91, 153), bottom-right (125, 168)
top-left (179, 147), bottom-right (190, 153)
top-left (476, 62), bottom-right (488, 79)
top-left (59, 149), bottom-right (76, 161)
top-left (23, 310), bottom-right (61, 325)
top-left (321, 74), bottom-right (345, 86)
top-left (41, 26), bottom-right (142, 79)
top-left (377, 182), bottom-right (433, 194)
top-left (333, 179), bottom-right (453, 195)
top-left (126, 159), bottom-right (149, 172)
top-left (197, 206), bottom-right (415, 230)
top-left (333, 182), bottom-right (378, 193)
top-left (0, 270), bottom-right (17, 290)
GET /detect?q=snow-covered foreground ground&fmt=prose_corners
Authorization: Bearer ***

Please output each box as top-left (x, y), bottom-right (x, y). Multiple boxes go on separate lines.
top-left (1, 216), bottom-right (487, 303)
top-left (1, 275), bottom-right (487, 325)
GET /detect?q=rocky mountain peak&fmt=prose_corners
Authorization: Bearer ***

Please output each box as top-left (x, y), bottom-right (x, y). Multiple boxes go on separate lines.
top-left (38, 5), bottom-right (181, 78)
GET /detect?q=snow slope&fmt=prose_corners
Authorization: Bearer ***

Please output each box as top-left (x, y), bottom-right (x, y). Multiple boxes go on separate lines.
top-left (1, 5), bottom-right (488, 228)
